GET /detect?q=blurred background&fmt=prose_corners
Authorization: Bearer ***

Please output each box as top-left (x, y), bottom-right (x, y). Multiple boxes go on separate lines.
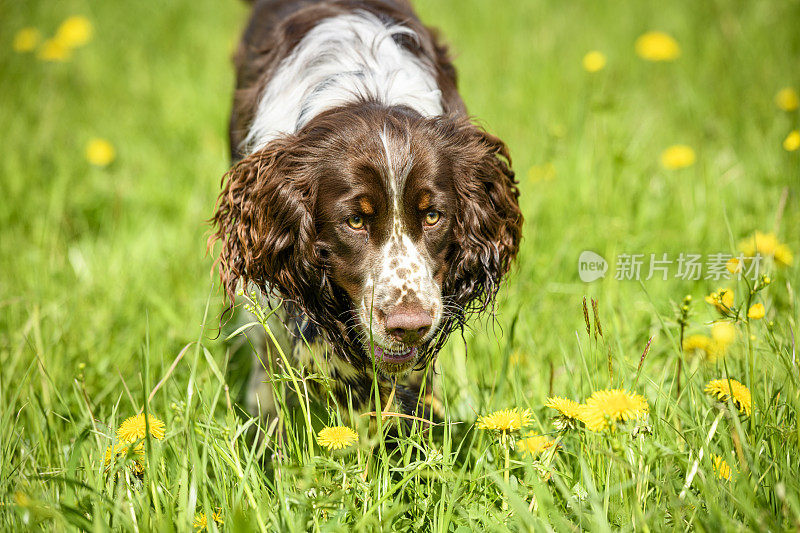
top-left (1, 0), bottom-right (798, 526)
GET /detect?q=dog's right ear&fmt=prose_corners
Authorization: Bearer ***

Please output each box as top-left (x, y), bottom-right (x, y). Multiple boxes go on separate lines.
top-left (209, 137), bottom-right (319, 306)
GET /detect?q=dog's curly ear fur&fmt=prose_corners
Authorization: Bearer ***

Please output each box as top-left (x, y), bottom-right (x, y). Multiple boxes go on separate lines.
top-left (209, 137), bottom-right (320, 307)
top-left (441, 119), bottom-right (523, 314)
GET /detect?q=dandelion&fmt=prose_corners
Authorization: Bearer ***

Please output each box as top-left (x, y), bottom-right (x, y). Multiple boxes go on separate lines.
top-left (477, 408), bottom-right (532, 432)
top-left (682, 334), bottom-right (714, 354)
top-left (747, 303), bottom-right (765, 320)
top-left (660, 145), bottom-right (696, 169)
top-left (579, 389), bottom-right (648, 432)
top-left (726, 257), bottom-right (742, 274)
top-left (117, 413), bottom-right (166, 443)
top-left (635, 31), bottom-right (681, 61)
top-left (705, 378), bottom-right (751, 415)
top-left (86, 138), bottom-right (116, 167)
top-left (784, 130), bottom-right (800, 152)
top-left (103, 442), bottom-right (144, 466)
top-left (317, 425), bottom-right (358, 450)
top-left (518, 434), bottom-right (556, 456)
top-left (705, 288), bottom-right (734, 313)
top-left (55, 16), bottom-right (93, 49)
top-left (37, 38), bottom-right (71, 62)
top-left (104, 442), bottom-right (145, 476)
top-left (193, 510), bottom-right (223, 530)
top-left (775, 87), bottom-right (799, 112)
top-left (711, 454), bottom-right (733, 481)
top-left (738, 231), bottom-right (793, 267)
top-left (547, 396), bottom-right (585, 430)
top-left (193, 513), bottom-right (207, 530)
top-left (545, 397), bottom-right (584, 420)
top-left (13, 27), bottom-right (40, 53)
top-left (582, 51), bottom-right (606, 73)
top-left (682, 334), bottom-right (722, 362)
top-left (711, 321), bottom-right (736, 348)
top-left (479, 408), bottom-right (532, 512)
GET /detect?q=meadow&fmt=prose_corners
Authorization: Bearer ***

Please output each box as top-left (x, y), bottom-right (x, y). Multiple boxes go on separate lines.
top-left (1, 0), bottom-right (799, 530)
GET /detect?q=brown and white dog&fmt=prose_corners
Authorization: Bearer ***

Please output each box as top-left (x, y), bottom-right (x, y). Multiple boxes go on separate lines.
top-left (211, 0), bottom-right (522, 421)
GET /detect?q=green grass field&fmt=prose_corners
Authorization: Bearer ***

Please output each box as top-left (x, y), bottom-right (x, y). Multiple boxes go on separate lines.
top-left (2, 0), bottom-right (799, 530)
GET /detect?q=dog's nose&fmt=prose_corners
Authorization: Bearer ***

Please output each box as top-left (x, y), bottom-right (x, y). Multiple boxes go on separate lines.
top-left (385, 306), bottom-right (432, 344)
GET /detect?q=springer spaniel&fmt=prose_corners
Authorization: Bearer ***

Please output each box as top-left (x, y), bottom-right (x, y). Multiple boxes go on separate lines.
top-left (211, 0), bottom-right (522, 421)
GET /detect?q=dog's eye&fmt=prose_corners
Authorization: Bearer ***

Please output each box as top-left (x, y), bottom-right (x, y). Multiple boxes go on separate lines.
top-left (346, 215), bottom-right (365, 230)
top-left (423, 210), bottom-right (441, 226)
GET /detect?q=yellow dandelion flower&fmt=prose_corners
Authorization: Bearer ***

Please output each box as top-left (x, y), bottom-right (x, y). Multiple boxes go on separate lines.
top-left (578, 403), bottom-right (605, 432)
top-left (705, 378), bottom-right (751, 415)
top-left (711, 321), bottom-right (736, 348)
top-left (705, 288), bottom-right (734, 313)
top-left (37, 38), bottom-right (71, 62)
top-left (579, 389), bottom-right (648, 432)
top-left (784, 130), bottom-right (800, 152)
top-left (518, 434), bottom-right (555, 456)
top-left (774, 244), bottom-right (793, 267)
top-left (86, 138), bottom-right (116, 167)
top-left (682, 334), bottom-right (714, 354)
top-left (13, 27), bottom-right (40, 53)
top-left (684, 330), bottom-right (730, 363)
top-left (193, 513), bottom-right (208, 530)
top-left (103, 442), bottom-right (144, 466)
top-left (192, 509), bottom-right (223, 530)
top-left (545, 397), bottom-right (584, 420)
top-left (747, 303), bottom-right (765, 320)
top-left (726, 257), bottom-right (742, 274)
top-left (317, 425), bottom-right (358, 450)
top-left (582, 51), bottom-right (606, 73)
top-left (117, 413), bottom-right (166, 443)
top-left (56, 16), bottom-right (93, 49)
top-left (775, 87), bottom-right (799, 112)
top-left (103, 444), bottom-right (122, 466)
top-left (682, 334), bottom-right (722, 362)
top-left (738, 231), bottom-right (793, 267)
top-left (660, 145), bottom-right (695, 169)
top-left (635, 31), bottom-right (681, 62)
top-left (477, 408), bottom-right (532, 432)
top-left (711, 454), bottom-right (733, 481)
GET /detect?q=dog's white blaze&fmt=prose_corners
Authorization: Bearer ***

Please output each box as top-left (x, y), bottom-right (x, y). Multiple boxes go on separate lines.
top-left (244, 11), bottom-right (444, 153)
top-left (359, 129), bottom-right (442, 351)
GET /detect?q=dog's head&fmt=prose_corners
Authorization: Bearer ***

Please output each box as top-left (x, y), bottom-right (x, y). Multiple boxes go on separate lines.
top-left (212, 103), bottom-right (521, 375)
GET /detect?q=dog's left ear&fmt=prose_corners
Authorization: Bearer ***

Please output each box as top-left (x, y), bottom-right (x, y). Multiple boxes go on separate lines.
top-left (440, 119), bottom-right (523, 313)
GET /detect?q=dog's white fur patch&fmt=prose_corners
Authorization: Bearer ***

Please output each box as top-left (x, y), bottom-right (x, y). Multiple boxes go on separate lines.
top-left (244, 11), bottom-right (444, 153)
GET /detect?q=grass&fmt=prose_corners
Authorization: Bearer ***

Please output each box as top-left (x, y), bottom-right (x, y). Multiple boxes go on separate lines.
top-left (1, 0), bottom-right (799, 530)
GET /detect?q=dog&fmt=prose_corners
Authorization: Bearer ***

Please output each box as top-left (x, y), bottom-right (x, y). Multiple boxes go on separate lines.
top-left (211, 0), bottom-right (522, 423)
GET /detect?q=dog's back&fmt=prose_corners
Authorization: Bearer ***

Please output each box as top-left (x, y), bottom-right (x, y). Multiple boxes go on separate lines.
top-left (228, 0), bottom-right (465, 160)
